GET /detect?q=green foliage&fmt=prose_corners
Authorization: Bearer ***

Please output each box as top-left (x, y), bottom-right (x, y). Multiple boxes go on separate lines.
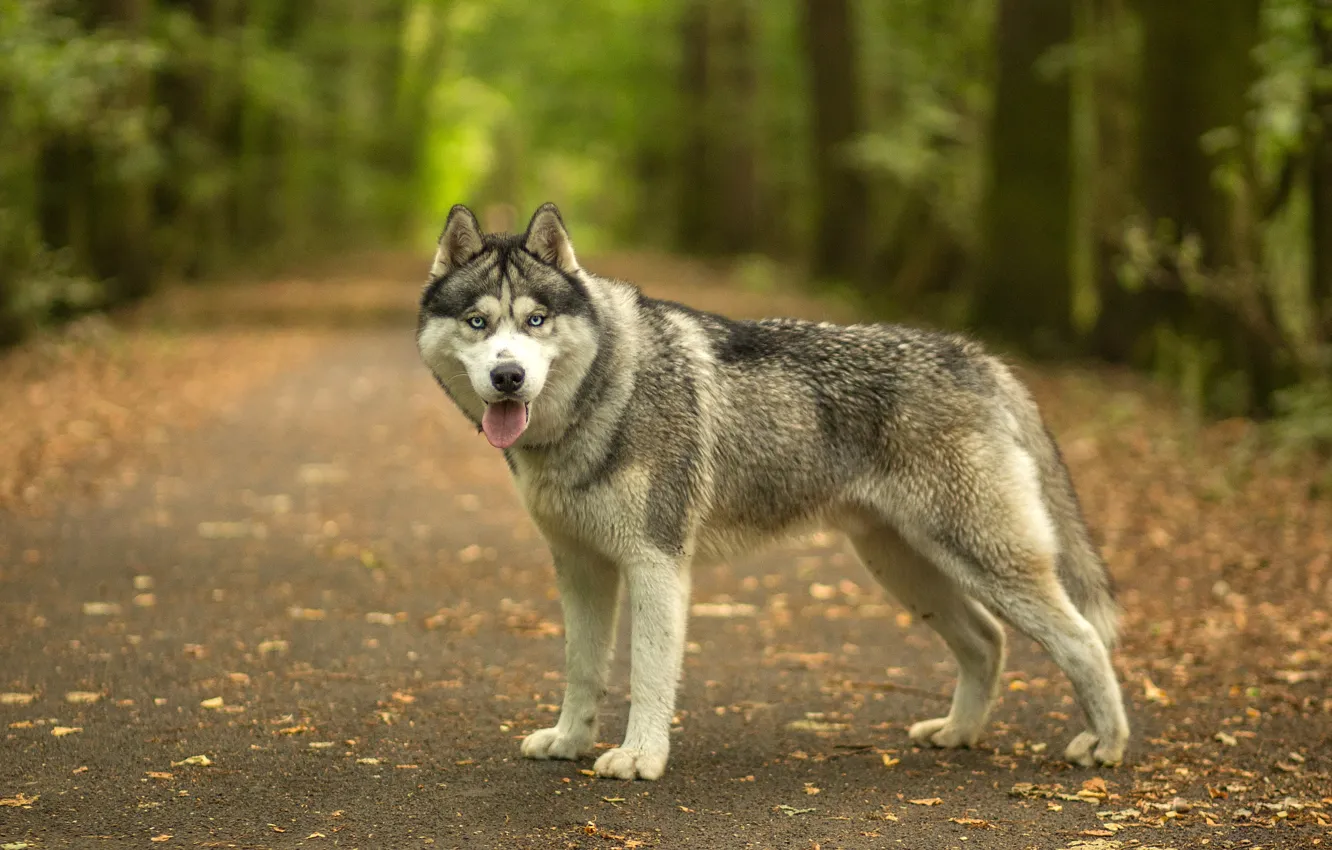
top-left (0, 0), bottom-right (450, 338)
top-left (852, 0), bottom-right (993, 246)
top-left (1, 0), bottom-right (1328, 443)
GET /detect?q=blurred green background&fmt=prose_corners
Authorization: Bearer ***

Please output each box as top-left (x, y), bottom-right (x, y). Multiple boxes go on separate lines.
top-left (2, 0), bottom-right (1330, 430)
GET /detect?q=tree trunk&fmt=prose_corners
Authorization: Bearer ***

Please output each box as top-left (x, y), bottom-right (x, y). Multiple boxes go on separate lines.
top-left (801, 0), bottom-right (870, 282)
top-left (714, 0), bottom-right (759, 254)
top-left (97, 0), bottom-right (156, 302)
top-left (676, 0), bottom-right (713, 254)
top-left (1312, 0), bottom-right (1332, 343)
top-left (976, 0), bottom-right (1074, 356)
top-left (1134, 0), bottom-right (1272, 412)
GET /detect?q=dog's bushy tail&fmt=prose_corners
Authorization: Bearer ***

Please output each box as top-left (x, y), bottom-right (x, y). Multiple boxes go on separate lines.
top-left (1038, 431), bottom-right (1119, 648)
top-left (995, 367), bottom-right (1119, 649)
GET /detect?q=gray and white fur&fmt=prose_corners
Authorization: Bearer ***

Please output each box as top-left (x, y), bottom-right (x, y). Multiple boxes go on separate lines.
top-left (416, 203), bottom-right (1130, 781)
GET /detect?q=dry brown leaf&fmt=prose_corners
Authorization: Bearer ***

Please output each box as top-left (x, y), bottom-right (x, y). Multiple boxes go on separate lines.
top-left (0, 793), bottom-right (39, 807)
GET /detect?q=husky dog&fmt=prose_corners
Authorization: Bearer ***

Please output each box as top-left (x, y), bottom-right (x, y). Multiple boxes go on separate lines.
top-left (416, 203), bottom-right (1130, 781)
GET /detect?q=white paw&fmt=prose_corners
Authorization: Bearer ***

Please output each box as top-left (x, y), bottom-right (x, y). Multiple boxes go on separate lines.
top-left (520, 726), bottom-right (595, 761)
top-left (593, 745), bottom-right (669, 780)
top-left (908, 716), bottom-right (981, 749)
top-left (1064, 730), bottom-right (1125, 767)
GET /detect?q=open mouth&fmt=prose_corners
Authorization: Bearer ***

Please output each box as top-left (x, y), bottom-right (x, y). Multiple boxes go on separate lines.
top-left (481, 400), bottom-right (529, 449)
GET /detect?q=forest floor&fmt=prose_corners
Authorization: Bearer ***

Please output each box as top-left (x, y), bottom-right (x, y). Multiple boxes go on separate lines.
top-left (1, 253), bottom-right (1329, 850)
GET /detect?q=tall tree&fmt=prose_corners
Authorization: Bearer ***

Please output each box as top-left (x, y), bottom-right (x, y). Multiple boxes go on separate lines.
top-left (1133, 0), bottom-right (1272, 410)
top-left (676, 0), bottom-right (713, 254)
top-left (976, 0), bottom-right (1074, 355)
top-left (714, 0), bottom-right (759, 254)
top-left (801, 0), bottom-right (870, 282)
top-left (1311, 0), bottom-right (1332, 343)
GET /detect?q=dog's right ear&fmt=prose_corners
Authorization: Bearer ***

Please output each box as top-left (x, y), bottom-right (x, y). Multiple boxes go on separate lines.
top-left (430, 205), bottom-right (484, 278)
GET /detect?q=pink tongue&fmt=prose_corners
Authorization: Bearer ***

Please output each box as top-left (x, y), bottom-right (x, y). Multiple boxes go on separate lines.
top-left (481, 401), bottom-right (528, 449)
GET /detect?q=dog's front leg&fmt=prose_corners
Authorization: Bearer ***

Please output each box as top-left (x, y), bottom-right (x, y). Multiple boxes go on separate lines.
top-left (521, 546), bottom-right (620, 761)
top-left (594, 554), bottom-right (690, 780)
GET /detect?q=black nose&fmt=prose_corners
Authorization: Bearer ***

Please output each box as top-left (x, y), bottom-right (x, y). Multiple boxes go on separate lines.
top-left (490, 363), bottom-right (526, 393)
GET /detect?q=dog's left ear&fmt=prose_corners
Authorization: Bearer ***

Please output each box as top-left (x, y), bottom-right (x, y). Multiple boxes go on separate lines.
top-left (523, 203), bottom-right (579, 274)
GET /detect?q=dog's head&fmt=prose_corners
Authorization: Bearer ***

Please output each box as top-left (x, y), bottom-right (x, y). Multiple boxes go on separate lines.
top-left (417, 203), bottom-right (597, 449)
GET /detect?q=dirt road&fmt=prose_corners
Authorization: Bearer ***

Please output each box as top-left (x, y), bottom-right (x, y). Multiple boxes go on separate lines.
top-left (2, 255), bottom-right (1328, 849)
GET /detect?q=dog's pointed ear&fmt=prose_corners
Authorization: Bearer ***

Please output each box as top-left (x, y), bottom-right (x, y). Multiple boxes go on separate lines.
top-left (523, 203), bottom-right (579, 273)
top-left (430, 205), bottom-right (484, 278)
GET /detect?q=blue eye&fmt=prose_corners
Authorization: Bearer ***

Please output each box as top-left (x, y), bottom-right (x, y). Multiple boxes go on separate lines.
top-left (467, 316), bottom-right (486, 330)
top-left (527, 314), bottom-right (546, 327)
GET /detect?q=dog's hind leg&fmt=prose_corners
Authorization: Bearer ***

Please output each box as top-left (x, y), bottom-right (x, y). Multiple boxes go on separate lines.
top-left (522, 544), bottom-right (620, 762)
top-left (849, 525), bottom-right (1006, 749)
top-left (898, 439), bottom-right (1130, 767)
top-left (964, 567), bottom-right (1129, 766)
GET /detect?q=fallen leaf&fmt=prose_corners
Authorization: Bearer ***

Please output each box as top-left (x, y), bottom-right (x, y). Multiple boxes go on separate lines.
top-left (1142, 677), bottom-right (1170, 705)
top-left (786, 719), bottom-right (848, 733)
top-left (0, 793), bottom-right (39, 807)
top-left (1215, 731), bottom-right (1238, 747)
top-left (65, 691), bottom-right (100, 704)
top-left (0, 693), bottom-right (35, 706)
top-left (51, 726), bottom-right (82, 737)
top-left (356, 757), bottom-right (382, 765)
top-left (81, 602), bottom-right (121, 616)
top-left (391, 691), bottom-right (416, 704)
top-left (171, 755), bottom-right (212, 767)
top-left (278, 725), bottom-right (311, 735)
top-left (365, 611), bottom-right (397, 626)
top-left (308, 741), bottom-right (335, 749)
top-left (690, 602), bottom-right (757, 618)
top-left (881, 754), bottom-right (900, 768)
top-left (910, 797), bottom-right (944, 806)
top-left (200, 696), bottom-right (224, 709)
top-left (809, 582), bottom-right (837, 600)
top-left (1079, 777), bottom-right (1109, 799)
top-left (804, 784), bottom-right (821, 795)
top-left (776, 804), bottom-right (816, 816)
top-left (150, 835), bottom-right (171, 843)
top-left (146, 772), bottom-right (173, 780)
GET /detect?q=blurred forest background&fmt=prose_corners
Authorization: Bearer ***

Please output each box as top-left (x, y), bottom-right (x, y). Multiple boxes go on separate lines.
top-left (2, 0), bottom-right (1331, 436)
